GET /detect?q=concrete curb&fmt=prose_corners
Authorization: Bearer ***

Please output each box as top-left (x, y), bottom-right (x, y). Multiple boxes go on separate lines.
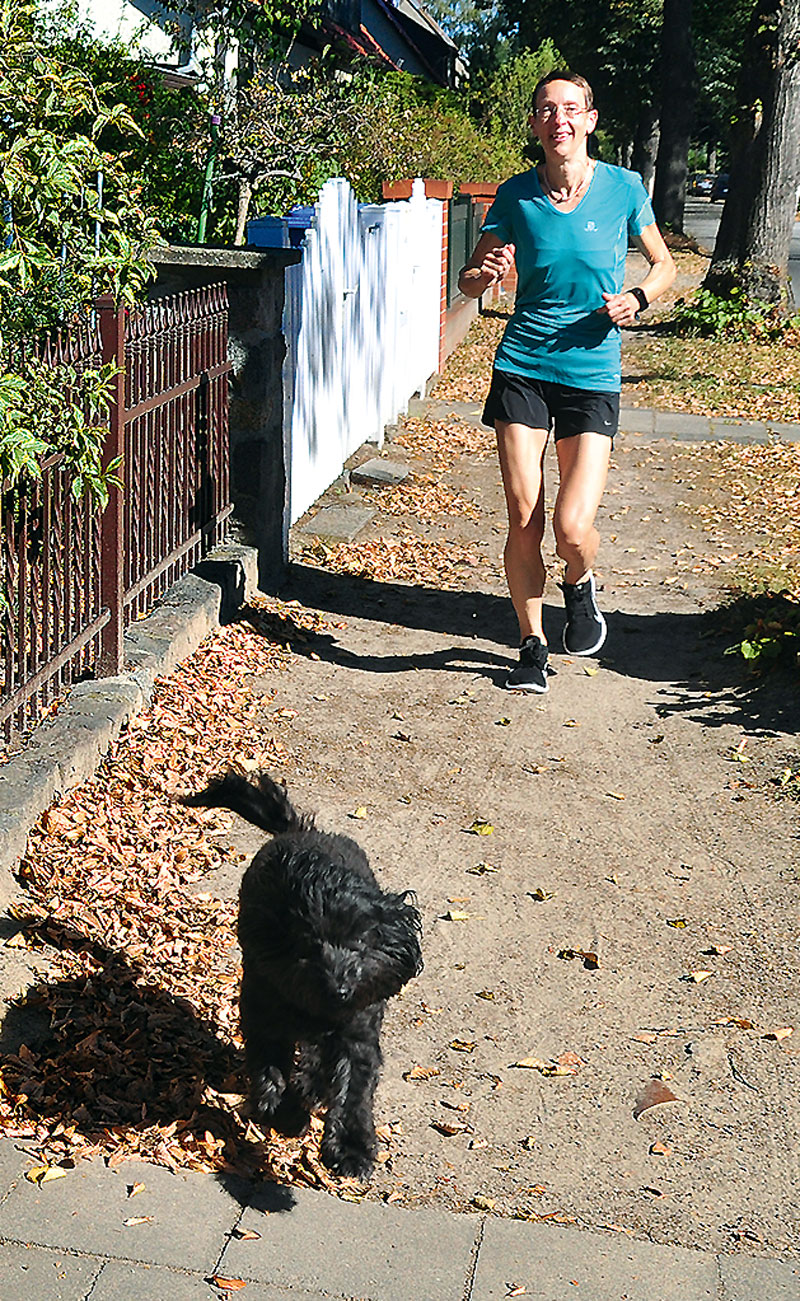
top-left (0, 542), bottom-right (258, 894)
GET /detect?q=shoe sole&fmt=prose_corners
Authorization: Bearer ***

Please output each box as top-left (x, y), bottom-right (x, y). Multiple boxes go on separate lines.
top-left (505, 679), bottom-right (549, 694)
top-left (562, 611), bottom-right (607, 657)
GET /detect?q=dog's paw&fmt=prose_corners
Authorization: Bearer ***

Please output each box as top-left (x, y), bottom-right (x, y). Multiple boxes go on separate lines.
top-left (321, 1138), bottom-right (375, 1182)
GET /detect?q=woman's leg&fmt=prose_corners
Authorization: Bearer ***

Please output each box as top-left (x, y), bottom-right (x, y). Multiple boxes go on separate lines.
top-left (496, 421), bottom-right (550, 641)
top-left (553, 432), bottom-right (612, 581)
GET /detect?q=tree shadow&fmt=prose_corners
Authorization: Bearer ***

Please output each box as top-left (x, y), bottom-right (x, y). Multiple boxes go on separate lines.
top-left (265, 564), bottom-right (799, 736)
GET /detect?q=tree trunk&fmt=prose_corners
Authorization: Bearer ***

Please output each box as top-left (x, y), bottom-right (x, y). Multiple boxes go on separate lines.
top-left (632, 105), bottom-right (660, 196)
top-left (652, 0), bottom-right (696, 231)
top-left (704, 0), bottom-right (800, 308)
top-left (234, 176), bottom-right (253, 247)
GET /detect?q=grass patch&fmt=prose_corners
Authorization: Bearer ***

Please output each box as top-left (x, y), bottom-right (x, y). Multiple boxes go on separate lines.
top-left (623, 332), bottom-right (800, 424)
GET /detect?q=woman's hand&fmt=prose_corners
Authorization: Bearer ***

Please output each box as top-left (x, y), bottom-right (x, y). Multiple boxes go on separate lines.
top-left (598, 290), bottom-right (640, 327)
top-left (481, 242), bottom-right (516, 285)
top-left (459, 238), bottom-right (516, 298)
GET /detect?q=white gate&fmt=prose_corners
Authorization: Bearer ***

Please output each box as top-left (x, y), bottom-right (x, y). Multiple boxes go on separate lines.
top-left (283, 178), bottom-right (442, 526)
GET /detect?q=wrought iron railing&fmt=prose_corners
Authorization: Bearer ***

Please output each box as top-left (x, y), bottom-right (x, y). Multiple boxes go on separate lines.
top-left (1, 283), bottom-right (233, 744)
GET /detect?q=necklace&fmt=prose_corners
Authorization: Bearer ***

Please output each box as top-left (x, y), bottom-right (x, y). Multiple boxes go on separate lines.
top-left (542, 159), bottom-right (594, 204)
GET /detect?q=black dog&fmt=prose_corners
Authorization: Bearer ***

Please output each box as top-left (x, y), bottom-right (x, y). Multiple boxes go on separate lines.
top-left (183, 771), bottom-right (422, 1180)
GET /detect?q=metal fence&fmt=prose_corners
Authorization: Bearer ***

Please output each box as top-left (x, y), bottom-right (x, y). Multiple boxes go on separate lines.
top-left (1, 283), bottom-right (233, 744)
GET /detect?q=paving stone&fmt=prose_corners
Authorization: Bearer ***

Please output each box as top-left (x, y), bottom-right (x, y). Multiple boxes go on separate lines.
top-left (91, 1259), bottom-right (316, 1301)
top-left (653, 410), bottom-right (715, 439)
top-left (295, 505), bottom-right (375, 543)
top-left (0, 1241), bottom-right (101, 1301)
top-left (0, 1158), bottom-right (247, 1274)
top-left (472, 1220), bottom-right (719, 1300)
top-left (350, 458), bottom-right (409, 487)
top-left (0, 1141), bottom-right (26, 1199)
top-left (718, 1252), bottom-right (800, 1300)
top-left (619, 406), bottom-right (657, 434)
top-left (219, 1184), bottom-right (478, 1301)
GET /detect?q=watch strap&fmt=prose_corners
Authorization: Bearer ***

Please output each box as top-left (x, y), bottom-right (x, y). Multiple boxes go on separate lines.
top-left (629, 286), bottom-right (649, 313)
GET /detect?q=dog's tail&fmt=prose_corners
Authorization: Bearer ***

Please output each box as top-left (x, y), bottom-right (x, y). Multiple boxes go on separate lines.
top-left (181, 771), bottom-right (306, 835)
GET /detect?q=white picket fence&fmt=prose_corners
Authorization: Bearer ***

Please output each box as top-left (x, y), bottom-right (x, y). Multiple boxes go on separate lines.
top-left (282, 178), bottom-right (443, 526)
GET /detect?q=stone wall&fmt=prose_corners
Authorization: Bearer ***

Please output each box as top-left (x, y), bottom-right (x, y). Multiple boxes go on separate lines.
top-left (149, 245), bottom-right (301, 588)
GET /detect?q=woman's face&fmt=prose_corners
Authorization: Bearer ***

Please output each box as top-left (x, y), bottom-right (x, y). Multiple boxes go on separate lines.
top-left (529, 80), bottom-right (598, 158)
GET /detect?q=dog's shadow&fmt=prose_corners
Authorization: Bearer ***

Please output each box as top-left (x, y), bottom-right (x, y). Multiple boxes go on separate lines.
top-left (0, 917), bottom-right (295, 1210)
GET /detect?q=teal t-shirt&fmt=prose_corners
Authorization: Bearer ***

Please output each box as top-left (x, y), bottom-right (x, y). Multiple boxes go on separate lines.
top-left (481, 161), bottom-right (655, 391)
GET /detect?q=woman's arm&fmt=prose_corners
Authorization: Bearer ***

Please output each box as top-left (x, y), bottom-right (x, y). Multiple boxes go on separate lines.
top-left (458, 232), bottom-right (516, 299)
top-left (600, 222), bottom-right (677, 326)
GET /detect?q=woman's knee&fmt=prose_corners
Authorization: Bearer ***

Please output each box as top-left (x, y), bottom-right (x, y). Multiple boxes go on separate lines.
top-left (553, 506), bottom-right (595, 552)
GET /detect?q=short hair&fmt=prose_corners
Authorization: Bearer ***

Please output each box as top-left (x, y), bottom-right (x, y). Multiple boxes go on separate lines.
top-left (532, 71), bottom-right (594, 113)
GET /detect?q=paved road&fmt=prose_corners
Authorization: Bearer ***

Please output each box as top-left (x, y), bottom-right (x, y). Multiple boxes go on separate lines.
top-left (683, 196), bottom-right (800, 304)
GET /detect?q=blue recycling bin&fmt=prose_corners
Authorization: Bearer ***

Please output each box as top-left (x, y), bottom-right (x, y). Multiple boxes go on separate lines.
top-left (246, 215), bottom-right (290, 248)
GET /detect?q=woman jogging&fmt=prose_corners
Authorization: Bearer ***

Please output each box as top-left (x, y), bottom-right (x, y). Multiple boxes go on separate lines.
top-left (459, 71), bottom-right (675, 693)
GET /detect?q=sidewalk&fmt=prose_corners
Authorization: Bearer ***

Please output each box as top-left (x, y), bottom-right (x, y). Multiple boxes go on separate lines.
top-left (0, 398), bottom-right (798, 1301)
top-left (1, 1139), bottom-right (798, 1300)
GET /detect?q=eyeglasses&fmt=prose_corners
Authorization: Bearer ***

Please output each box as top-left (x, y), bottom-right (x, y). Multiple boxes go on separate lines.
top-left (535, 105), bottom-right (590, 121)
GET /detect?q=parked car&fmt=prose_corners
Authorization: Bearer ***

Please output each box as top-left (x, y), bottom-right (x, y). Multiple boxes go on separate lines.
top-left (692, 173), bottom-right (715, 196)
top-left (710, 173), bottom-right (730, 201)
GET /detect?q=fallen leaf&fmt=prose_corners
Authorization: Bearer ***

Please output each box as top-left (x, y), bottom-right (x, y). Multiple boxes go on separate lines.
top-left (467, 819), bottom-right (494, 836)
top-left (473, 1194), bottom-right (496, 1210)
top-left (583, 665), bottom-right (598, 676)
top-left (123, 1215), bottom-right (154, 1226)
top-left (528, 887), bottom-right (553, 902)
top-left (558, 947), bottom-right (599, 970)
top-left (685, 970), bottom-right (713, 983)
top-left (432, 1119), bottom-right (468, 1135)
top-left (632, 1032), bottom-right (658, 1044)
top-left (25, 1166), bottom-right (67, 1185)
top-left (350, 806), bottom-right (368, 819)
top-left (469, 1137), bottom-right (489, 1150)
top-left (444, 909), bottom-right (471, 922)
top-left (563, 719), bottom-right (580, 727)
top-left (127, 1182), bottom-right (146, 1197)
top-left (450, 1039), bottom-right (477, 1053)
top-left (763, 1027), bottom-right (793, 1042)
top-left (649, 1141), bottom-right (671, 1156)
top-left (466, 861), bottom-right (498, 875)
top-left (210, 1278), bottom-right (248, 1292)
top-left (506, 1285), bottom-right (527, 1296)
top-left (520, 1135), bottom-right (536, 1150)
top-left (666, 918), bottom-right (688, 929)
top-left (403, 1065), bottom-right (440, 1081)
top-left (606, 791), bottom-right (626, 801)
top-left (440, 1098), bottom-right (471, 1113)
top-left (706, 943), bottom-right (733, 956)
top-left (633, 1079), bottom-right (679, 1119)
top-left (495, 717), bottom-right (512, 726)
top-left (232, 1228), bottom-right (262, 1240)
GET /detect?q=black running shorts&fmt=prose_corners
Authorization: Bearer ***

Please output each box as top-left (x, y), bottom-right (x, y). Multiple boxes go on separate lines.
top-left (482, 369), bottom-right (620, 441)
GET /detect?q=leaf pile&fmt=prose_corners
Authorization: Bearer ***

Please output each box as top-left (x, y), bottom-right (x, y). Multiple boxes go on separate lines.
top-left (675, 441), bottom-right (800, 600)
top-left (394, 416), bottom-right (494, 471)
top-left (360, 472), bottom-right (480, 522)
top-left (295, 528), bottom-right (488, 589)
top-left (0, 597), bottom-right (349, 1187)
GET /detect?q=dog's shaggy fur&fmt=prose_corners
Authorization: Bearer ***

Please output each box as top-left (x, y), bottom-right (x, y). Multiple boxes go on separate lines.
top-left (183, 771), bottom-right (423, 1180)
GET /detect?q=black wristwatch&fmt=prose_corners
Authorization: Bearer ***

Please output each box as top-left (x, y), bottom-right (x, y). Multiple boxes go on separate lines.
top-left (629, 286), bottom-right (649, 315)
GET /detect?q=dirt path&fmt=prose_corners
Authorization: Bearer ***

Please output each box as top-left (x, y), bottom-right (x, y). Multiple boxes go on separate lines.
top-left (4, 311), bottom-right (798, 1261)
top-left (197, 402), bottom-right (799, 1257)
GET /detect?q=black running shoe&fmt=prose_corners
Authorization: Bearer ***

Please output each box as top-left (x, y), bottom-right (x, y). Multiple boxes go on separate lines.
top-left (506, 636), bottom-right (549, 693)
top-left (560, 573), bottom-right (607, 655)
